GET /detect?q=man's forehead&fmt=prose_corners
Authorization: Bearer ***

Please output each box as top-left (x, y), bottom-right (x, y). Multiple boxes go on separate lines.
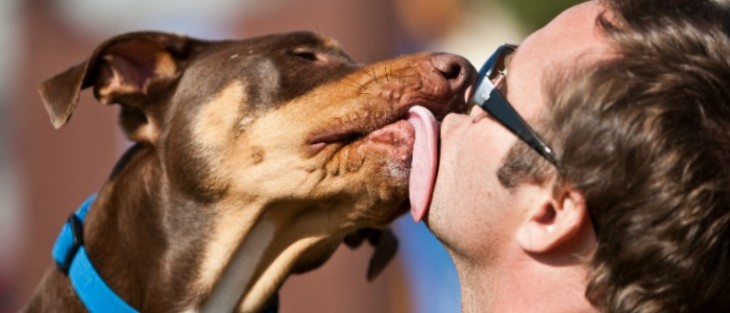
top-left (506, 1), bottom-right (610, 120)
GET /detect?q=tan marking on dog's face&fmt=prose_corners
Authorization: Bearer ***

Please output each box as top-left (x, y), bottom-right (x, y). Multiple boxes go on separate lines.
top-left (221, 107), bottom-right (323, 196)
top-left (163, 81), bottom-right (259, 202)
top-left (192, 82), bottom-right (246, 150)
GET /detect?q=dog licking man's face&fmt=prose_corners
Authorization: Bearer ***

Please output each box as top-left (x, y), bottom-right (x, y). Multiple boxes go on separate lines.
top-left (39, 31), bottom-right (475, 311)
top-left (154, 31), bottom-right (475, 229)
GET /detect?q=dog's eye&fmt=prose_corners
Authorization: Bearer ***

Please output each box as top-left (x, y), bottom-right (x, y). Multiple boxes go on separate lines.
top-left (289, 49), bottom-right (319, 62)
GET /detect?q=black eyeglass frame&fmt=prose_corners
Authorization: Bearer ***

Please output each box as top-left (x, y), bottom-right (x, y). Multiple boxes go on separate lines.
top-left (471, 44), bottom-right (559, 166)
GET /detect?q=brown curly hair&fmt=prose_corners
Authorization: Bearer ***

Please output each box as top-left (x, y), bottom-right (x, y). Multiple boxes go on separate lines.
top-left (498, 0), bottom-right (730, 311)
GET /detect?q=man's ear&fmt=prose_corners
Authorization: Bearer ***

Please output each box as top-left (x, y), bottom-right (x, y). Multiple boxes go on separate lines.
top-left (515, 182), bottom-right (589, 254)
top-left (38, 31), bottom-right (207, 143)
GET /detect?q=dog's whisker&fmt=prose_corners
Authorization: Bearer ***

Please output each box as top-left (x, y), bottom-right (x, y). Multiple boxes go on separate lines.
top-left (343, 76), bottom-right (367, 90)
top-left (367, 68), bottom-right (377, 82)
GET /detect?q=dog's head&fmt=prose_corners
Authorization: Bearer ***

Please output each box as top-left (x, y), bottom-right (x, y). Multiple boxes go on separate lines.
top-left (39, 31), bottom-right (474, 310)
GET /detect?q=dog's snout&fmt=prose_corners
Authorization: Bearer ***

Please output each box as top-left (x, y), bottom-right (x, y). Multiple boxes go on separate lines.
top-left (431, 54), bottom-right (476, 91)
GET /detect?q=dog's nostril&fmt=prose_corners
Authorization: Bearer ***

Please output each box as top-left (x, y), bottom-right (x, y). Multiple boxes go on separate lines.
top-left (431, 54), bottom-right (474, 89)
top-left (440, 63), bottom-right (462, 80)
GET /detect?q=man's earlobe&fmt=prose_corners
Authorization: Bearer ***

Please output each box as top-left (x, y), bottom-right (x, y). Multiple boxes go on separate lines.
top-left (516, 184), bottom-right (588, 254)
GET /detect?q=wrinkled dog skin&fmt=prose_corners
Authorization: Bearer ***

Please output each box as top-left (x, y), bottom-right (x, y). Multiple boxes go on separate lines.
top-left (27, 31), bottom-right (475, 312)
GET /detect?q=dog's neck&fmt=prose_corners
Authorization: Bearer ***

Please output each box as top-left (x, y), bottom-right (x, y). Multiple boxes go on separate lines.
top-left (199, 200), bottom-right (341, 312)
top-left (76, 144), bottom-right (341, 312)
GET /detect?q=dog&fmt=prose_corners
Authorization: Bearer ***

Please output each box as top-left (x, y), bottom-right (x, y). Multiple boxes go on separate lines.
top-left (25, 31), bottom-right (475, 312)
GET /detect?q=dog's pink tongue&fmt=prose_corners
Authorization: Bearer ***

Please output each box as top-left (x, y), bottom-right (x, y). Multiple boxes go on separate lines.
top-left (407, 106), bottom-right (439, 223)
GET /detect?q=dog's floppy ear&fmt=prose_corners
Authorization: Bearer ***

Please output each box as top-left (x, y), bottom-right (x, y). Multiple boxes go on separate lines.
top-left (39, 31), bottom-right (206, 140)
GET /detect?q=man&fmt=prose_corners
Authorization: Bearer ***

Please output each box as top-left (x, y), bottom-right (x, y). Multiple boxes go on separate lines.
top-left (414, 0), bottom-right (730, 311)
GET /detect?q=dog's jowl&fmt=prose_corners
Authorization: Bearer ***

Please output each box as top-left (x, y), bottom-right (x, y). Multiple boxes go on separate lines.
top-left (27, 31), bottom-right (475, 312)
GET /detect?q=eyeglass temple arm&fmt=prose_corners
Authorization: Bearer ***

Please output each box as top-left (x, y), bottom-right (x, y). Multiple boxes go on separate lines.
top-left (475, 89), bottom-right (559, 166)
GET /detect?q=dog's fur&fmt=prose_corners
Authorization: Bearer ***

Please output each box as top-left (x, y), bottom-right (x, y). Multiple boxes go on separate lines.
top-left (26, 31), bottom-right (474, 312)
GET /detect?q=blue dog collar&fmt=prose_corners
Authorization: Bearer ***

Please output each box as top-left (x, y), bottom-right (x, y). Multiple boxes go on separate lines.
top-left (52, 195), bottom-right (280, 313)
top-left (52, 194), bottom-right (138, 313)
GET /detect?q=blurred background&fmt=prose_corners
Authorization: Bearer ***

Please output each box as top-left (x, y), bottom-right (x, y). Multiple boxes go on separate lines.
top-left (0, 0), bottom-right (581, 312)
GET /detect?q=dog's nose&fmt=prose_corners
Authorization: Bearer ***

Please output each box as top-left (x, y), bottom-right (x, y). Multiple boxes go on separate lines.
top-left (431, 54), bottom-right (476, 91)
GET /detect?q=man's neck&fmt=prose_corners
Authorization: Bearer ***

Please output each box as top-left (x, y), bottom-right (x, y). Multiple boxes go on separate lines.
top-left (455, 253), bottom-right (598, 313)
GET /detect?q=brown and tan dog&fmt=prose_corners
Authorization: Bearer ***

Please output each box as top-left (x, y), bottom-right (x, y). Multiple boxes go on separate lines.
top-left (26, 31), bottom-right (475, 312)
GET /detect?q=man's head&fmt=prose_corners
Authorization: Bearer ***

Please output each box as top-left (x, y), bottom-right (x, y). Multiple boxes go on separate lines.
top-left (428, 0), bottom-right (730, 311)
top-left (548, 0), bottom-right (730, 311)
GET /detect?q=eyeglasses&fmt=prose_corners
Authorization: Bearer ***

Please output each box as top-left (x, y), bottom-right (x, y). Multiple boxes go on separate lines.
top-left (471, 44), bottom-right (559, 166)
top-left (470, 46), bottom-right (607, 234)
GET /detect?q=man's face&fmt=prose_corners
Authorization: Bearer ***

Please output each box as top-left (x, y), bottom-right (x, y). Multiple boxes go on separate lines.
top-left (426, 1), bottom-right (610, 265)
